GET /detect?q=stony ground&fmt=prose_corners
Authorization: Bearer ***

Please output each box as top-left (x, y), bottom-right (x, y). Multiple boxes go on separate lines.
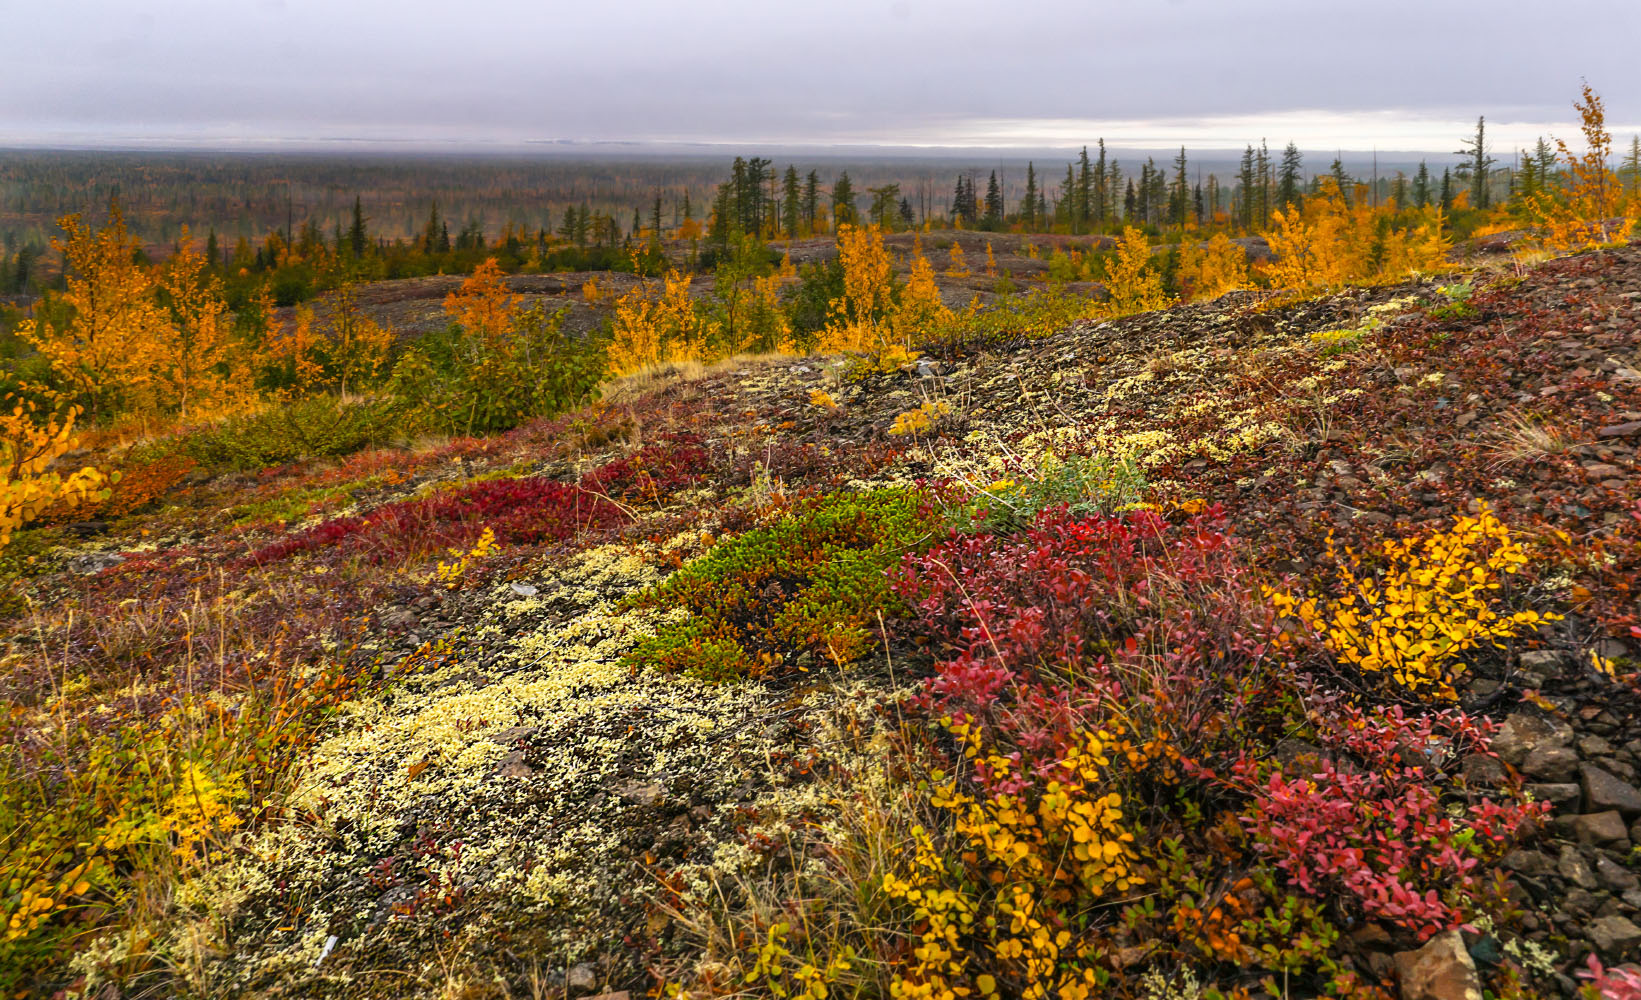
top-left (14, 244), bottom-right (1641, 999)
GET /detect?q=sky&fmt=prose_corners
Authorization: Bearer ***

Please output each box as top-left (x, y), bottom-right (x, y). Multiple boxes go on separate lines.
top-left (4, 0), bottom-right (1639, 155)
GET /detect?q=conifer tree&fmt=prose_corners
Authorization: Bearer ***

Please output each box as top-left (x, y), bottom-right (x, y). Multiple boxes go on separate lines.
top-left (1454, 116), bottom-right (1496, 210)
top-left (1169, 147), bottom-right (1190, 227)
top-left (803, 171), bottom-right (820, 232)
top-left (1412, 162), bottom-right (1432, 207)
top-left (348, 195), bottom-right (368, 260)
top-left (1022, 162), bottom-right (1038, 229)
top-left (983, 171), bottom-right (1002, 230)
top-left (832, 172), bottom-right (858, 227)
top-left (781, 166), bottom-right (802, 238)
top-left (1278, 143), bottom-right (1304, 211)
top-left (1237, 146), bottom-right (1256, 230)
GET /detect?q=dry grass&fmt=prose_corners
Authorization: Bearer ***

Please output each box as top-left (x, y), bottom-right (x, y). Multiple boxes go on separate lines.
top-left (1484, 410), bottom-right (1577, 468)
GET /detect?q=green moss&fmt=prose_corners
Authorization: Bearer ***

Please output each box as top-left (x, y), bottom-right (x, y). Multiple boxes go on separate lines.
top-left (624, 488), bottom-right (942, 681)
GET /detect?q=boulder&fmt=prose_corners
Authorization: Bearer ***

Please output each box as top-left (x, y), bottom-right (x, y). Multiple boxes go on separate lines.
top-left (1494, 713), bottom-right (1573, 766)
top-left (1588, 915), bottom-right (1641, 958)
top-left (1582, 765), bottom-right (1641, 818)
top-left (1522, 745), bottom-right (1581, 783)
top-left (1394, 930), bottom-right (1481, 1000)
top-left (1571, 810), bottom-right (1631, 849)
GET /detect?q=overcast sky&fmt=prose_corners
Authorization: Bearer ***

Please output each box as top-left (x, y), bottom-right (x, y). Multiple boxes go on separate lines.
top-left (4, 0), bottom-right (1638, 154)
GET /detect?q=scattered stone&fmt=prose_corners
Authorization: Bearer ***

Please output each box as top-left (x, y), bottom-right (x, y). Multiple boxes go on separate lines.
top-left (1494, 713), bottom-right (1573, 766)
top-left (68, 551), bottom-right (124, 575)
top-left (1588, 915), bottom-right (1641, 958)
top-left (1394, 929), bottom-right (1481, 1000)
top-left (1522, 745), bottom-right (1581, 783)
top-left (1557, 846), bottom-right (1600, 890)
top-left (1582, 765), bottom-right (1641, 817)
top-left (1527, 782), bottom-right (1581, 808)
top-left (1461, 753), bottom-right (1506, 784)
top-left (1500, 849), bottom-right (1555, 877)
top-left (1596, 855), bottom-right (1640, 893)
top-left (1571, 811), bottom-right (1632, 849)
top-left (615, 780), bottom-right (666, 808)
top-left (509, 581), bottom-right (539, 597)
top-left (567, 963), bottom-right (599, 995)
top-left (1597, 421), bottom-right (1641, 438)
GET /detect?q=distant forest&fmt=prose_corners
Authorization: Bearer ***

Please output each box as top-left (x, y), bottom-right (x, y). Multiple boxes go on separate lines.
top-left (0, 146), bottom-right (1498, 253)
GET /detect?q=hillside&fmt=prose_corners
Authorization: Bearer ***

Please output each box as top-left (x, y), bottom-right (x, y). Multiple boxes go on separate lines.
top-left (7, 245), bottom-right (1641, 999)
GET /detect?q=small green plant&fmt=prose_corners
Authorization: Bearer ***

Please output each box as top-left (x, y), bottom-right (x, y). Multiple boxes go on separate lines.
top-left (971, 453), bottom-right (1147, 534)
top-left (624, 488), bottom-right (941, 680)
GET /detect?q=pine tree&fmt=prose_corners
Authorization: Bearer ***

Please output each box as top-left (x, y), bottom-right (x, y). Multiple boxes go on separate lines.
top-left (1330, 158), bottom-right (1351, 207)
top-left (1454, 116), bottom-right (1496, 210)
top-left (1076, 146), bottom-right (1094, 233)
top-left (983, 171), bottom-right (1002, 230)
top-left (1439, 168), bottom-right (1453, 211)
top-left (1169, 147), bottom-right (1190, 227)
top-left (803, 171), bottom-right (820, 232)
top-left (832, 172), bottom-right (857, 228)
top-left (348, 195), bottom-right (368, 260)
top-left (1256, 140), bottom-right (1272, 225)
top-left (781, 166), bottom-right (802, 237)
top-left (1623, 136), bottom-right (1641, 199)
top-left (1278, 143), bottom-right (1303, 211)
top-left (1094, 139), bottom-right (1109, 229)
top-left (1412, 162), bottom-right (1431, 207)
top-left (1237, 146), bottom-right (1256, 230)
top-left (423, 202), bottom-right (443, 254)
top-left (1022, 162), bottom-right (1038, 229)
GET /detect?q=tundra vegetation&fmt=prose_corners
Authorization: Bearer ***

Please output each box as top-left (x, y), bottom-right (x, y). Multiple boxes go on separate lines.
top-left (0, 86), bottom-right (1639, 1000)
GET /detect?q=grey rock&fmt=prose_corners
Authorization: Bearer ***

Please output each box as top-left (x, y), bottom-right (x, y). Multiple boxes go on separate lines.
top-left (1582, 735), bottom-right (1617, 756)
top-left (509, 581), bottom-right (539, 597)
top-left (1571, 811), bottom-right (1632, 849)
top-left (1559, 846), bottom-right (1601, 890)
top-left (1501, 849), bottom-right (1556, 876)
top-left (1588, 915), bottom-right (1641, 957)
top-left (567, 963), bottom-right (599, 995)
top-left (1462, 753), bottom-right (1506, 784)
top-left (1596, 855), bottom-right (1640, 893)
top-left (1528, 782), bottom-right (1582, 807)
top-left (1583, 765), bottom-right (1641, 817)
top-left (1523, 745), bottom-right (1581, 783)
top-left (1495, 712), bottom-right (1574, 766)
top-left (615, 780), bottom-right (666, 808)
top-left (68, 551), bottom-right (124, 575)
top-left (1518, 649), bottom-right (1565, 672)
top-left (1394, 929), bottom-right (1481, 1000)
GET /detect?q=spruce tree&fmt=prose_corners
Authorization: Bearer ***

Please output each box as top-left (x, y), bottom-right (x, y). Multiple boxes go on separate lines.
top-left (832, 172), bottom-right (857, 227)
top-left (983, 171), bottom-right (1002, 230)
top-left (348, 196), bottom-right (368, 259)
top-left (1454, 116), bottom-right (1496, 209)
top-left (1022, 162), bottom-right (1038, 229)
top-left (1412, 162), bottom-right (1431, 207)
top-left (803, 171), bottom-right (820, 231)
top-left (781, 166), bottom-right (802, 237)
top-left (1277, 143), bottom-right (1303, 211)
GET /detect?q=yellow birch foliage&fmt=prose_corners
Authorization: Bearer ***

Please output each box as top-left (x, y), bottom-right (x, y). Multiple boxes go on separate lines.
top-left (891, 243), bottom-right (955, 343)
top-left (1102, 227), bottom-right (1171, 315)
top-left (445, 258), bottom-right (520, 345)
top-left (0, 394), bottom-right (108, 547)
top-left (1176, 234), bottom-right (1249, 302)
top-left (152, 228), bottom-right (241, 419)
top-left (19, 203), bottom-right (164, 417)
top-left (819, 224), bottom-right (898, 355)
top-left (607, 270), bottom-right (720, 376)
top-left (1524, 83), bottom-right (1635, 252)
top-left (264, 304), bottom-right (327, 395)
top-left (1263, 179), bottom-right (1450, 291)
top-left (1269, 506), bottom-right (1556, 701)
top-left (326, 283), bottom-right (395, 395)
